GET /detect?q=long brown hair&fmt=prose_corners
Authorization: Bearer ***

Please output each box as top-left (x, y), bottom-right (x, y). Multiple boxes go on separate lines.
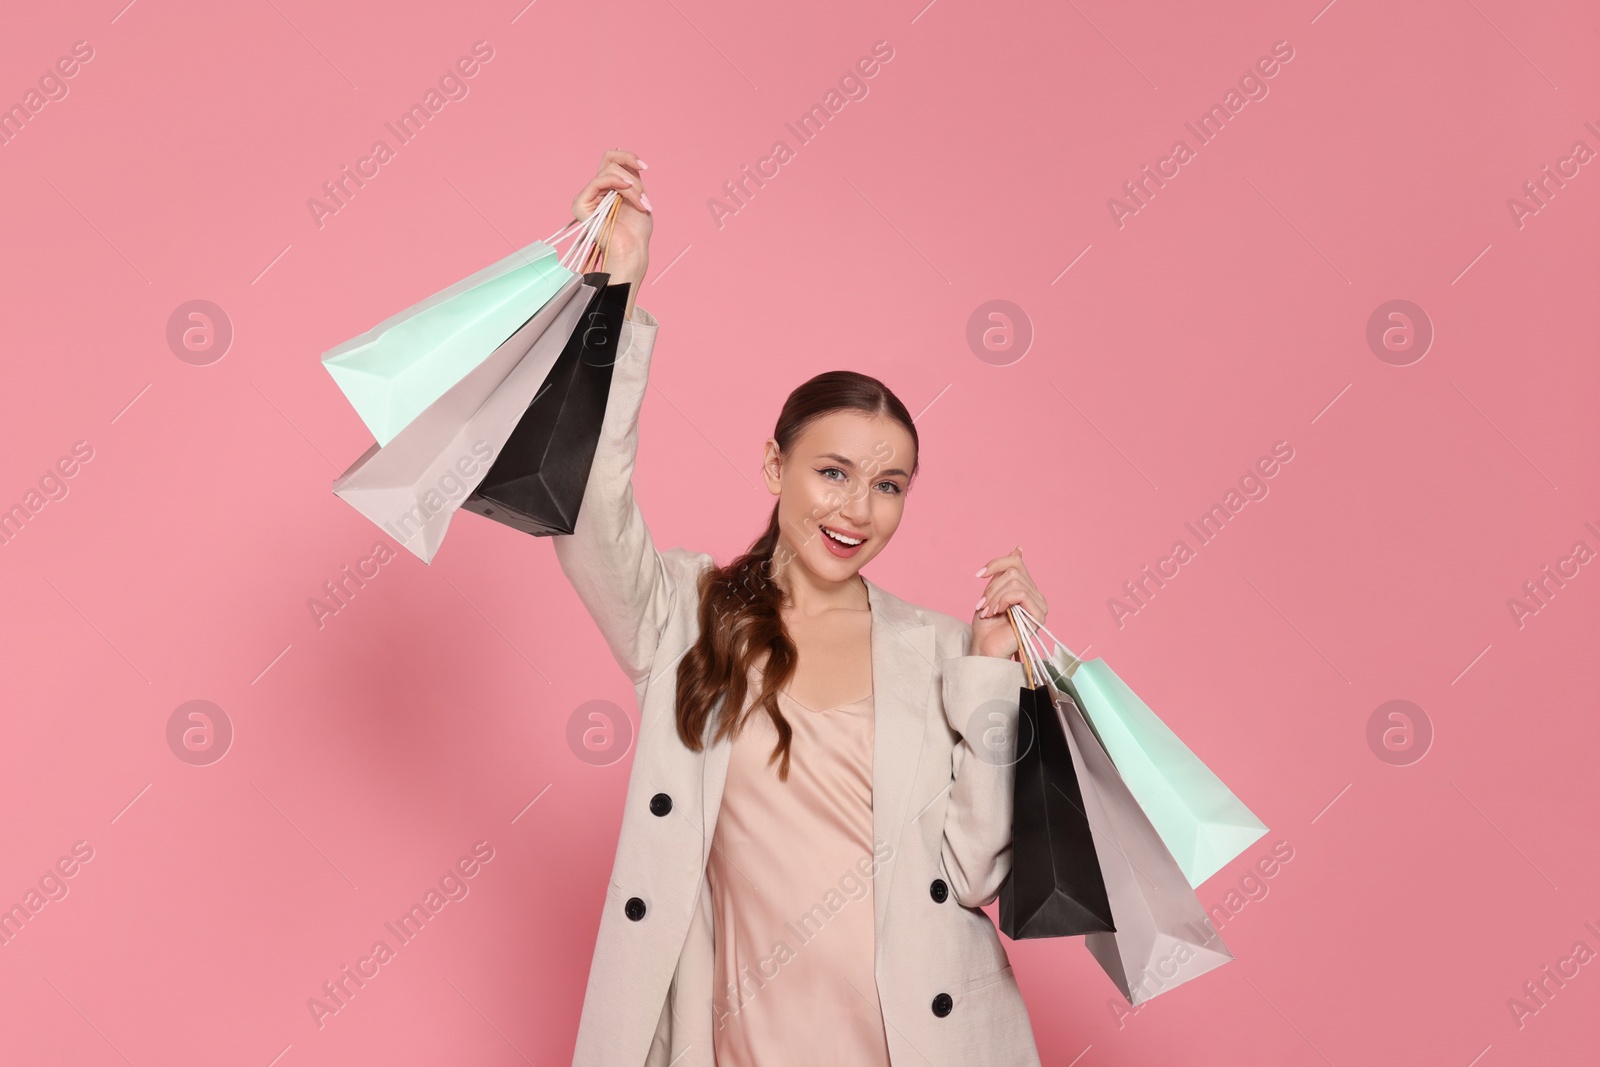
top-left (674, 370), bottom-right (920, 780)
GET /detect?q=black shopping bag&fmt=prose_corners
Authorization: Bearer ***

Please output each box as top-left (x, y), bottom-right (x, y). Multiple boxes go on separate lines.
top-left (998, 681), bottom-right (1117, 939)
top-left (462, 272), bottom-right (631, 536)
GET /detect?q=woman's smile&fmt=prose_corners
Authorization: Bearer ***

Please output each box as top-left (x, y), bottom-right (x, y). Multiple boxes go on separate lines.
top-left (820, 523), bottom-right (868, 556)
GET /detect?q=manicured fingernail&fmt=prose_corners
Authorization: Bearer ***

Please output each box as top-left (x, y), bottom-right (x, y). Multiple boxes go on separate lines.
top-left (976, 566), bottom-right (987, 577)
top-left (640, 193), bottom-right (653, 212)
top-left (975, 596), bottom-right (987, 612)
top-left (637, 159), bottom-right (649, 170)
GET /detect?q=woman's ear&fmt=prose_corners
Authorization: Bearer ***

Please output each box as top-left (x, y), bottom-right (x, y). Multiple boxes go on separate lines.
top-left (761, 439), bottom-right (783, 495)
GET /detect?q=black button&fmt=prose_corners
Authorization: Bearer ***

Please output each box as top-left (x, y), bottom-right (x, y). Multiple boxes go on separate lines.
top-left (625, 897), bottom-right (646, 921)
top-left (930, 878), bottom-right (949, 903)
top-left (650, 793), bottom-right (672, 816)
top-left (931, 992), bottom-right (953, 1017)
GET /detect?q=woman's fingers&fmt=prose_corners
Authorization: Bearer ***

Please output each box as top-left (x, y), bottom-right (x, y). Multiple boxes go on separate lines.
top-left (975, 567), bottom-right (1047, 619)
top-left (979, 577), bottom-right (1024, 618)
top-left (572, 178), bottom-right (614, 219)
top-left (577, 167), bottom-right (635, 204)
top-left (586, 165), bottom-right (650, 213)
top-left (610, 180), bottom-right (651, 214)
top-left (601, 148), bottom-right (647, 174)
top-left (975, 546), bottom-right (1023, 579)
top-left (966, 547), bottom-right (1043, 614)
top-left (1006, 587), bottom-right (1046, 621)
top-left (598, 161), bottom-right (644, 192)
top-left (969, 543), bottom-right (1048, 656)
top-left (601, 160), bottom-right (650, 213)
top-left (981, 588), bottom-right (1045, 622)
top-left (975, 574), bottom-right (1018, 615)
top-left (576, 156), bottom-right (649, 207)
top-left (573, 175), bottom-right (651, 223)
top-left (981, 566), bottom-right (1031, 602)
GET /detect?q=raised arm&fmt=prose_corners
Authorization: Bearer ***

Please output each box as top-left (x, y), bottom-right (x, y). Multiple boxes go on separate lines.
top-left (549, 149), bottom-right (679, 685)
top-left (551, 305), bottom-right (679, 684)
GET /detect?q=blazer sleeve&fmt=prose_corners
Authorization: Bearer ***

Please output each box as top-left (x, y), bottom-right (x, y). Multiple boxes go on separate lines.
top-left (550, 305), bottom-right (679, 686)
top-left (938, 626), bottom-right (1027, 908)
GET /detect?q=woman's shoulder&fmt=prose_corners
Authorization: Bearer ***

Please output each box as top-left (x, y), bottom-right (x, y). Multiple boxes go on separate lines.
top-left (918, 605), bottom-right (974, 657)
top-left (870, 580), bottom-right (973, 656)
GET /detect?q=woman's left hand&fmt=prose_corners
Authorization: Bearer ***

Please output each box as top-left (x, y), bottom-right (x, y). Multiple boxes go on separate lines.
top-left (971, 547), bottom-right (1048, 659)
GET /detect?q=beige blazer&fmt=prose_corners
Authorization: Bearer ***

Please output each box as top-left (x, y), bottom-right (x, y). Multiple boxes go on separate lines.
top-left (550, 306), bottom-right (1042, 1067)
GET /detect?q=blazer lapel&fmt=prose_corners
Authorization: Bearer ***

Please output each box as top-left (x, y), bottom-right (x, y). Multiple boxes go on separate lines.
top-left (863, 576), bottom-right (937, 935)
top-left (695, 577), bottom-right (937, 937)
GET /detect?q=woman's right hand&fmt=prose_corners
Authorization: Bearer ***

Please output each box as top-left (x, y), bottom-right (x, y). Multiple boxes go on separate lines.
top-left (571, 149), bottom-right (652, 315)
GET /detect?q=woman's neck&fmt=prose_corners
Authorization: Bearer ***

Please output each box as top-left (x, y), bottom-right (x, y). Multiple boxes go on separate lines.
top-left (773, 556), bottom-right (868, 618)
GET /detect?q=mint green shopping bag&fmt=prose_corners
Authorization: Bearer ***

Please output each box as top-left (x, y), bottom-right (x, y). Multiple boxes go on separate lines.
top-left (1020, 609), bottom-right (1268, 889)
top-left (322, 240), bottom-right (573, 447)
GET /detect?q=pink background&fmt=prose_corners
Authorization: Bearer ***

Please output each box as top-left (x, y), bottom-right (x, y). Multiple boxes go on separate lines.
top-left (2, 0), bottom-right (1596, 1064)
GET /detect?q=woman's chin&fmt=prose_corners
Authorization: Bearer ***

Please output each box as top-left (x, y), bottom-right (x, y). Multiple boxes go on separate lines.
top-left (809, 539), bottom-right (876, 578)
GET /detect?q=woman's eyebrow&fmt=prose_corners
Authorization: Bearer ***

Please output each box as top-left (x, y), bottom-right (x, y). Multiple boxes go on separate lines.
top-left (818, 452), bottom-right (910, 478)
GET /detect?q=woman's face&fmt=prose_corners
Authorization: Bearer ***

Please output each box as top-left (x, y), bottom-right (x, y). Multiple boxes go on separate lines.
top-left (762, 409), bottom-right (917, 587)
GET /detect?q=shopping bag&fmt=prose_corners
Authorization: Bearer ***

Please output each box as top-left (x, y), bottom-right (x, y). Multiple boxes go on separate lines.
top-left (462, 191), bottom-right (632, 538)
top-left (331, 273), bottom-right (591, 563)
top-left (325, 190), bottom-right (626, 561)
top-left (1012, 612), bottom-right (1233, 1003)
top-left (322, 238), bottom-right (573, 447)
top-left (1019, 606), bottom-right (1268, 888)
top-left (1062, 687), bottom-right (1235, 1003)
top-left (460, 274), bottom-right (628, 536)
top-left (997, 608), bottom-right (1116, 939)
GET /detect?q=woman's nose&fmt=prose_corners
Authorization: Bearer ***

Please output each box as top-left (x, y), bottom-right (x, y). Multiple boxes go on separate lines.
top-left (839, 484), bottom-right (872, 524)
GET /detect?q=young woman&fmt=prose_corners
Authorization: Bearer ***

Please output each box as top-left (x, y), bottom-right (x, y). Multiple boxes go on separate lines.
top-left (551, 150), bottom-right (1050, 1067)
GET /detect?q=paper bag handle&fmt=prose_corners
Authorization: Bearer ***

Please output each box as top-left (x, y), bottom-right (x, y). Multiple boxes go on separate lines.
top-left (1013, 604), bottom-right (1084, 678)
top-left (543, 189), bottom-right (622, 272)
top-left (581, 193), bottom-right (623, 274)
top-left (1005, 607), bottom-right (1036, 688)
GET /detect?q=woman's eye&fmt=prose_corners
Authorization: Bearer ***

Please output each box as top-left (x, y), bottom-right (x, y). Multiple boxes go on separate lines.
top-left (819, 467), bottom-right (846, 481)
top-left (875, 481), bottom-right (902, 495)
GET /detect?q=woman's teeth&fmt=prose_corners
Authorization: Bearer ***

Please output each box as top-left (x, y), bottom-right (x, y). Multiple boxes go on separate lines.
top-left (823, 527), bottom-right (864, 546)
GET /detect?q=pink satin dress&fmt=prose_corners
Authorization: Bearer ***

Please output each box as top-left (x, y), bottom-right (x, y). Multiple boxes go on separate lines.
top-left (706, 685), bottom-right (893, 1066)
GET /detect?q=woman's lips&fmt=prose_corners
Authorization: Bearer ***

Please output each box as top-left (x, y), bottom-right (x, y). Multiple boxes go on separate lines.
top-left (820, 524), bottom-right (867, 558)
